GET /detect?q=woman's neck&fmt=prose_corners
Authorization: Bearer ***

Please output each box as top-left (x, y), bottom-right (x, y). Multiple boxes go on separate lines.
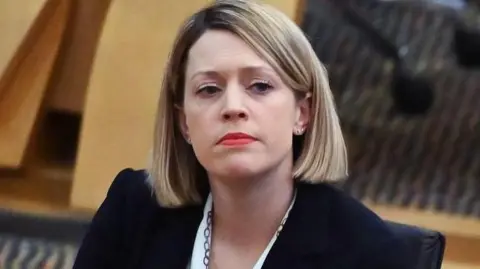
top-left (208, 170), bottom-right (294, 248)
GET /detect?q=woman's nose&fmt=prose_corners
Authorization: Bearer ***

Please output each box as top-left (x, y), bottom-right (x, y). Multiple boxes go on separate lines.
top-left (222, 109), bottom-right (247, 121)
top-left (220, 85), bottom-right (248, 121)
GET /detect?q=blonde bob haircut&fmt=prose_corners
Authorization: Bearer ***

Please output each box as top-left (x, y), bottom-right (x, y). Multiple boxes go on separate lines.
top-left (148, 0), bottom-right (348, 207)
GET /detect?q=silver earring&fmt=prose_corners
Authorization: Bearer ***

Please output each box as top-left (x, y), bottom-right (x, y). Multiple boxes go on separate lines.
top-left (186, 137), bottom-right (191, 144)
top-left (294, 127), bottom-right (303, 135)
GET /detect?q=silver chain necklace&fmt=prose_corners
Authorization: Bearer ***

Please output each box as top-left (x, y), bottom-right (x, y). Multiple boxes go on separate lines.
top-left (202, 191), bottom-right (296, 269)
top-left (203, 210), bottom-right (213, 268)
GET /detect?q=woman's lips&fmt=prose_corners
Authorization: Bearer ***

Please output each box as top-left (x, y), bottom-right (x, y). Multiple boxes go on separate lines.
top-left (217, 132), bottom-right (257, 146)
top-left (219, 138), bottom-right (256, 146)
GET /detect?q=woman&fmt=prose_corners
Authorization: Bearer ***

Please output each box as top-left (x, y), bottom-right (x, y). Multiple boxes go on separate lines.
top-left (73, 0), bottom-right (410, 268)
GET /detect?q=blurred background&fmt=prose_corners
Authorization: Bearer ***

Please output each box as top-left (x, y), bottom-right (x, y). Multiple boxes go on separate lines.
top-left (0, 0), bottom-right (478, 268)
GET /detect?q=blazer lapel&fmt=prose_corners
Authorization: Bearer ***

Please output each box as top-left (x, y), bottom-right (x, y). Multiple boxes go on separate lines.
top-left (138, 205), bottom-right (204, 269)
top-left (262, 183), bottom-right (332, 269)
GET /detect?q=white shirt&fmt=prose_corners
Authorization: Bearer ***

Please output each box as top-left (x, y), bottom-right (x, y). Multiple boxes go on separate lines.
top-left (188, 192), bottom-right (296, 269)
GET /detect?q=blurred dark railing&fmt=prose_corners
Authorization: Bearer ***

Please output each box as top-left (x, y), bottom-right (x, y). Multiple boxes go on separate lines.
top-left (302, 0), bottom-right (480, 217)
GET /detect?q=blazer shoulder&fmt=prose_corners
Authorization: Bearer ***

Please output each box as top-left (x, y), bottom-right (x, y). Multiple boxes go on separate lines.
top-left (298, 182), bottom-right (395, 241)
top-left (73, 168), bottom-right (158, 269)
top-left (105, 168), bottom-right (162, 230)
top-left (321, 184), bottom-right (411, 268)
top-left (317, 184), bottom-right (390, 235)
top-left (107, 168), bottom-right (156, 207)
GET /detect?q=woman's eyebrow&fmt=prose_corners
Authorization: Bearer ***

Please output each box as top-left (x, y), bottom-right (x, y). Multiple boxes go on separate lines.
top-left (188, 65), bottom-right (275, 81)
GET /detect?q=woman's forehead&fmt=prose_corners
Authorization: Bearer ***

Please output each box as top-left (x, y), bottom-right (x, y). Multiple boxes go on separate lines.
top-left (185, 30), bottom-right (273, 78)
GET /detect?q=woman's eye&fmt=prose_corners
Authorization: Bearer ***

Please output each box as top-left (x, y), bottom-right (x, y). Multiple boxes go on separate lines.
top-left (197, 85), bottom-right (220, 96)
top-left (249, 81), bottom-right (273, 93)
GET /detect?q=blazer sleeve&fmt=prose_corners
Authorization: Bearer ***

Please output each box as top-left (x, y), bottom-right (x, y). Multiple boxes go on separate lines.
top-left (73, 169), bottom-right (133, 269)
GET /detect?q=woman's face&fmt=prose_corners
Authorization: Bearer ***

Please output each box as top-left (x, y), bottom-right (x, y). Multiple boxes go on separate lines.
top-left (180, 29), bottom-right (309, 180)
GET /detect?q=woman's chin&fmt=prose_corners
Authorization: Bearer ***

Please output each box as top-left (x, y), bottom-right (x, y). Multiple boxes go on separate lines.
top-left (215, 161), bottom-right (266, 179)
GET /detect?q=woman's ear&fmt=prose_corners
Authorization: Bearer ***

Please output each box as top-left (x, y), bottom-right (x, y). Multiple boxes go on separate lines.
top-left (294, 93), bottom-right (311, 135)
top-left (176, 104), bottom-right (190, 143)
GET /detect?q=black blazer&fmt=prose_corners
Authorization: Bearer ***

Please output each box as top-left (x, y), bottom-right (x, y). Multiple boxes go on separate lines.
top-left (73, 168), bottom-right (411, 269)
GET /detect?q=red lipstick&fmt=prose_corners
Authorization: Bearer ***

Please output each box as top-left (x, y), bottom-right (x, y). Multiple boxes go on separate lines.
top-left (218, 132), bottom-right (256, 146)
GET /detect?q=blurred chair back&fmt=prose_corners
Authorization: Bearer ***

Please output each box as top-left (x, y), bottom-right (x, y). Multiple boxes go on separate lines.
top-left (387, 221), bottom-right (445, 269)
